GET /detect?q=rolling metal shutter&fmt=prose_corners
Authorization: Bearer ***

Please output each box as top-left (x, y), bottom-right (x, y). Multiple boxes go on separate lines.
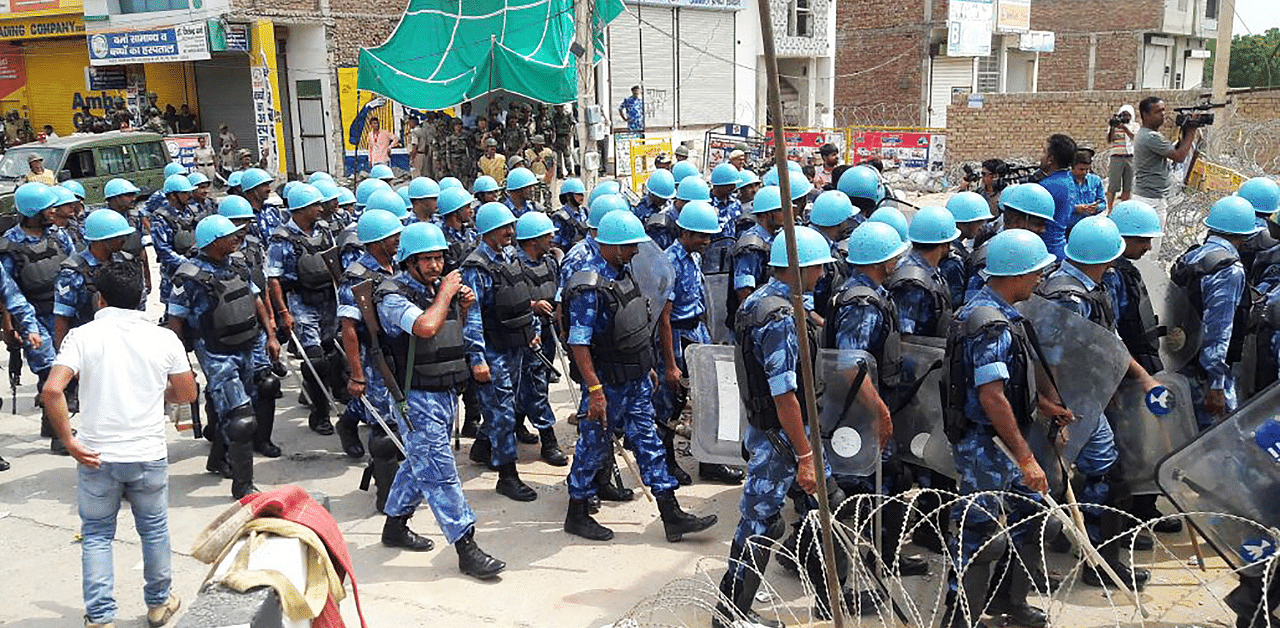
top-left (929, 56), bottom-right (973, 128)
top-left (193, 54), bottom-right (255, 155)
top-left (608, 12), bottom-right (642, 128)
top-left (677, 8), bottom-right (735, 126)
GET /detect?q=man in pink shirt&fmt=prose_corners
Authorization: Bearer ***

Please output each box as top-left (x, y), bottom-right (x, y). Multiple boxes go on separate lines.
top-left (366, 116), bottom-right (397, 166)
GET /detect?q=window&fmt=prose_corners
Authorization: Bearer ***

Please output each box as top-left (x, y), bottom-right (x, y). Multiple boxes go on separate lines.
top-left (115, 0), bottom-right (189, 14)
top-left (787, 0), bottom-right (813, 38)
top-left (130, 141), bottom-right (167, 171)
top-left (66, 150), bottom-right (96, 179)
top-left (977, 54), bottom-right (1000, 93)
top-left (97, 145), bottom-right (135, 175)
top-left (1204, 0), bottom-right (1218, 19)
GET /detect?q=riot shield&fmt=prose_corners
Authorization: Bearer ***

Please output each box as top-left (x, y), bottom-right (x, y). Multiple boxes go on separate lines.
top-left (631, 239), bottom-right (675, 328)
top-left (685, 343), bottom-right (749, 466)
top-left (815, 348), bottom-right (881, 477)
top-left (1107, 371), bottom-right (1199, 497)
top-left (892, 337), bottom-right (956, 479)
top-left (1017, 295), bottom-right (1130, 478)
top-left (702, 237), bottom-right (736, 345)
top-left (1158, 278), bottom-right (1202, 374)
top-left (1157, 381), bottom-right (1280, 570)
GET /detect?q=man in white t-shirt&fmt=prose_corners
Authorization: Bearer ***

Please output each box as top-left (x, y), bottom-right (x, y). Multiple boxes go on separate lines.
top-left (42, 259), bottom-right (198, 628)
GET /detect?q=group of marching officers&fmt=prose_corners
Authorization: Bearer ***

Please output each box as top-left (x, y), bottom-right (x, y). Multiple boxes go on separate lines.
top-left (3, 154), bottom-right (1277, 626)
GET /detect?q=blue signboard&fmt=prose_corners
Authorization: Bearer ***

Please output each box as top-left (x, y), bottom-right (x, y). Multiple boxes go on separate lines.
top-left (87, 23), bottom-right (210, 66)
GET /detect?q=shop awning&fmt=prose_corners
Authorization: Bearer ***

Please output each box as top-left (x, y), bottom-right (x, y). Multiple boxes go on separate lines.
top-left (357, 0), bottom-right (624, 110)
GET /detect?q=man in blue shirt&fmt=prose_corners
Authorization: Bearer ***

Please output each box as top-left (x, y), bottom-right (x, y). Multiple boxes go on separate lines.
top-left (1065, 150), bottom-right (1108, 234)
top-left (1035, 133), bottom-right (1079, 258)
top-left (149, 174), bottom-right (200, 301)
top-left (618, 85), bottom-right (644, 132)
top-left (512, 212), bottom-right (568, 466)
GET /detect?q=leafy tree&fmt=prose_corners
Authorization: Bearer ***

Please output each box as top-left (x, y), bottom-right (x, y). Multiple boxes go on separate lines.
top-left (1205, 28), bottom-right (1280, 87)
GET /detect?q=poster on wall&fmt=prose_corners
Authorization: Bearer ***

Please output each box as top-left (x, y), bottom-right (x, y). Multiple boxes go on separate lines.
top-left (851, 130), bottom-right (947, 171)
top-left (703, 130), bottom-right (768, 172)
top-left (336, 67), bottom-right (418, 175)
top-left (626, 136), bottom-right (671, 194)
top-left (947, 0), bottom-right (993, 57)
top-left (165, 133), bottom-right (212, 170)
top-left (762, 129), bottom-right (845, 167)
top-left (612, 131), bottom-right (643, 178)
top-left (249, 20), bottom-right (286, 176)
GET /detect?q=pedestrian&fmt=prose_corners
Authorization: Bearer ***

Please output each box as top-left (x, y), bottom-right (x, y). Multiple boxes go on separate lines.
top-left (1034, 133), bottom-right (1079, 258)
top-left (366, 116), bottom-right (397, 167)
top-left (1105, 104), bottom-right (1137, 208)
top-left (618, 85), bottom-right (645, 133)
top-left (175, 105), bottom-right (197, 134)
top-left (42, 258), bottom-right (196, 628)
top-left (813, 143), bottom-right (840, 190)
top-left (42, 124), bottom-right (57, 140)
top-left (25, 154), bottom-right (56, 185)
top-left (1065, 149), bottom-right (1107, 234)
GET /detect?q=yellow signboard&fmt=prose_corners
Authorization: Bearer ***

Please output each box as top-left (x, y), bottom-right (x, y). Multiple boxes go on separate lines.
top-left (1186, 158), bottom-right (1247, 194)
top-left (628, 136), bottom-right (671, 194)
top-left (0, 13), bottom-right (83, 40)
top-left (250, 19), bottom-right (286, 176)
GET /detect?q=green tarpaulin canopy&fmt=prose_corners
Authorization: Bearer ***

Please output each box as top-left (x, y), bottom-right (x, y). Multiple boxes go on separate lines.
top-left (357, 0), bottom-right (623, 110)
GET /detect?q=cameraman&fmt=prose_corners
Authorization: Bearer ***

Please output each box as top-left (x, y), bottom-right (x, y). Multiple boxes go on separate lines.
top-left (961, 158), bottom-right (1007, 213)
top-left (1133, 96), bottom-right (1198, 224)
top-left (1106, 104), bottom-right (1136, 208)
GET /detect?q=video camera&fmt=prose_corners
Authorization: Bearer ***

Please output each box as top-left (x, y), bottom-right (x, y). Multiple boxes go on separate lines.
top-left (1174, 103), bottom-right (1225, 129)
top-left (1109, 112), bottom-right (1131, 127)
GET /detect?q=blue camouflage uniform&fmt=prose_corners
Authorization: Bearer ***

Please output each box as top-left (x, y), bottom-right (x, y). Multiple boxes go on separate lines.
top-left (0, 223), bottom-right (77, 340)
top-left (940, 242), bottom-right (970, 307)
top-left (149, 200), bottom-right (198, 301)
top-left (633, 195), bottom-right (667, 223)
top-left (732, 224), bottom-right (773, 293)
top-left (377, 271), bottom-right (478, 544)
top-left (0, 264), bottom-right (54, 372)
top-left (54, 249), bottom-right (105, 330)
top-left (265, 219), bottom-right (337, 350)
top-left (504, 196), bottom-right (538, 218)
top-left (712, 195), bottom-right (744, 240)
top-left (337, 251), bottom-right (396, 425)
top-left (256, 203), bottom-right (286, 241)
top-left (654, 240), bottom-right (712, 425)
top-left (141, 190), bottom-right (166, 219)
top-left (1178, 235), bottom-right (1246, 429)
top-left (551, 204), bottom-right (587, 250)
top-left (563, 250), bottom-right (677, 500)
top-left (513, 245), bottom-right (558, 432)
top-left (891, 251), bottom-right (951, 336)
top-left (949, 286), bottom-right (1044, 593)
top-left (558, 234), bottom-right (600, 301)
top-left (461, 240), bottom-right (534, 466)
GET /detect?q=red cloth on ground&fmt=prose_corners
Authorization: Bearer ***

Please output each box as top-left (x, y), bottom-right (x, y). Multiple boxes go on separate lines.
top-left (239, 485), bottom-right (368, 628)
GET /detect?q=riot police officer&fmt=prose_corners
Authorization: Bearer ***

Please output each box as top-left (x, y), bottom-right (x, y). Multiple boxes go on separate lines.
top-left (727, 186), bottom-right (786, 332)
top-left (473, 175), bottom-right (502, 206)
top-left (239, 168), bottom-right (283, 240)
top-left (836, 165), bottom-right (883, 226)
top-left (142, 162), bottom-right (188, 217)
top-left (461, 202), bottom-right (540, 501)
top-left (561, 211), bottom-right (717, 542)
top-left (512, 212), bottom-right (568, 466)
top-left (373, 221), bottom-right (506, 580)
top-left (551, 178), bottom-right (588, 251)
top-left (889, 206), bottom-right (958, 338)
top-left (503, 167), bottom-right (540, 217)
top-left (635, 168), bottom-right (676, 223)
top-left (151, 174), bottom-right (201, 301)
top-left (736, 170), bottom-right (762, 215)
top-left (54, 210), bottom-right (135, 347)
top-left (407, 177), bottom-right (441, 224)
top-left (1235, 177), bottom-right (1280, 278)
top-left (188, 172), bottom-right (216, 216)
top-left (101, 178), bottom-right (153, 298)
top-left (808, 190), bottom-right (855, 321)
top-left (710, 164), bottom-right (745, 240)
top-left (965, 183), bottom-right (1057, 302)
top-left (943, 191), bottom-right (994, 308)
top-left (167, 215), bottom-right (281, 499)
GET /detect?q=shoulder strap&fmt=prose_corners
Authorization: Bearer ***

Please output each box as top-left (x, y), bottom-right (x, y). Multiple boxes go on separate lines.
top-left (734, 232), bottom-right (769, 255)
top-left (886, 263), bottom-right (933, 291)
top-left (964, 305), bottom-right (1011, 336)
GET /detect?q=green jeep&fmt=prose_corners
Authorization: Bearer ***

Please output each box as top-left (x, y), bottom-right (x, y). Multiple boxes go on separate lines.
top-left (0, 131), bottom-right (172, 212)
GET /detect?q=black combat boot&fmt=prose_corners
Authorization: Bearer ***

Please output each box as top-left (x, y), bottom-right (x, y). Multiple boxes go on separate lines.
top-left (495, 463), bottom-right (537, 502)
top-left (714, 532), bottom-right (786, 628)
top-left (655, 490), bottom-right (717, 542)
top-left (206, 438), bottom-right (232, 479)
top-left (564, 498), bottom-right (614, 541)
top-left (699, 462), bottom-right (745, 485)
top-left (469, 435), bottom-right (494, 468)
top-left (252, 387), bottom-right (281, 458)
top-left (538, 427), bottom-right (568, 466)
top-left (336, 410), bottom-right (365, 459)
top-left (381, 514), bottom-right (434, 551)
top-left (225, 406), bottom-right (260, 500)
top-left (515, 418), bottom-right (539, 444)
top-left (594, 441), bottom-right (634, 501)
top-left (455, 529), bottom-right (505, 580)
top-left (660, 428), bottom-right (691, 485)
top-left (459, 381), bottom-right (480, 438)
top-left (363, 425), bottom-right (402, 514)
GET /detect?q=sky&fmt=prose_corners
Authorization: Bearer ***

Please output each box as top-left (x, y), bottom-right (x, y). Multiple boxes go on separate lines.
top-left (1233, 0), bottom-right (1280, 35)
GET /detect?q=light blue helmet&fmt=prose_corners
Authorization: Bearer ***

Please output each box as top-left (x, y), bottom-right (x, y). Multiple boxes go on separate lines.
top-left (868, 207), bottom-right (909, 242)
top-left (676, 176), bottom-right (711, 202)
top-left (239, 168), bottom-right (273, 192)
top-left (946, 191), bottom-right (993, 223)
top-left (1065, 215), bottom-right (1124, 265)
top-left (163, 162), bottom-right (186, 178)
top-left (475, 202), bottom-right (517, 234)
top-left (50, 185), bottom-right (78, 207)
top-left (809, 191), bottom-right (854, 227)
top-left (313, 180), bottom-right (343, 203)
top-left (14, 183), bottom-right (55, 217)
top-left (195, 214), bottom-right (243, 249)
top-left (355, 178), bottom-right (393, 207)
top-left (646, 169), bottom-right (676, 199)
top-left (908, 206), bottom-right (961, 244)
top-left (103, 178), bottom-right (140, 199)
top-left (516, 211), bottom-right (556, 240)
top-left (396, 186), bottom-right (413, 210)
top-left (1000, 183), bottom-right (1055, 220)
top-left (769, 225), bottom-right (836, 268)
top-left (671, 161), bottom-right (699, 183)
top-left (286, 183), bottom-right (324, 211)
top-left (369, 164), bottom-right (394, 181)
top-left (736, 169), bottom-right (761, 190)
top-left (357, 209), bottom-right (405, 244)
top-left (1110, 200), bottom-right (1163, 238)
top-left (506, 167), bottom-right (537, 191)
top-left (752, 186), bottom-right (784, 214)
top-left (986, 229), bottom-right (1056, 276)
top-left (396, 221), bottom-right (448, 262)
top-left (368, 189), bottom-right (411, 219)
top-left (676, 200), bottom-right (721, 234)
top-left (308, 171), bottom-right (334, 184)
top-left (282, 181), bottom-right (300, 201)
top-left (711, 163), bottom-right (741, 186)
top-left (409, 177), bottom-right (440, 199)
top-left (60, 180), bottom-right (86, 200)
top-left (472, 175), bottom-right (500, 194)
top-left (338, 188), bottom-right (356, 206)
top-left (837, 165), bottom-right (882, 202)
top-left (218, 195), bottom-right (255, 220)
top-left (437, 187), bottom-right (475, 216)
top-left (84, 209), bottom-right (135, 241)
top-left (1238, 177), bottom-right (1280, 215)
top-left (226, 171), bottom-right (243, 189)
top-left (588, 180), bottom-right (621, 206)
top-left (846, 221), bottom-right (911, 265)
top-left (1204, 195), bottom-right (1261, 235)
top-left (561, 178), bottom-right (586, 196)
top-left (187, 171), bottom-right (210, 187)
top-left (763, 161), bottom-right (812, 199)
top-left (439, 176), bottom-right (462, 191)
top-left (596, 211), bottom-right (650, 246)
top-left (163, 173), bottom-right (195, 194)
top-left (588, 193), bottom-right (630, 228)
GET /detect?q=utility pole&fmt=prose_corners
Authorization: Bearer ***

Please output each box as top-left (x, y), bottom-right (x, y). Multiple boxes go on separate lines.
top-left (575, 0), bottom-right (597, 189)
top-left (1209, 0), bottom-right (1236, 156)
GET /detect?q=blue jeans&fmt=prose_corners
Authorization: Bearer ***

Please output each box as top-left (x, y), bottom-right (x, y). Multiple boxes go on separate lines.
top-left (79, 460), bottom-right (172, 624)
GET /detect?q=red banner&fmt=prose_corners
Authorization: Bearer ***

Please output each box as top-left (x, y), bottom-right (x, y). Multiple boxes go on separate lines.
top-left (0, 43), bottom-right (25, 101)
top-left (851, 130), bottom-right (937, 169)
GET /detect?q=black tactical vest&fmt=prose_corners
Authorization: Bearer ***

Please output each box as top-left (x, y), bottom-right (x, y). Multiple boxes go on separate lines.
top-left (1171, 244), bottom-right (1252, 365)
top-left (886, 261), bottom-right (954, 338)
top-left (374, 277), bottom-right (469, 392)
top-left (1239, 227), bottom-right (1278, 280)
top-left (120, 209), bottom-right (145, 258)
top-left (273, 224), bottom-right (336, 302)
top-left (734, 294), bottom-right (816, 431)
top-left (175, 257), bottom-right (260, 355)
top-left (725, 230), bottom-right (771, 329)
top-left (154, 204), bottom-right (197, 256)
top-left (462, 248), bottom-right (535, 350)
top-left (563, 268), bottom-right (655, 385)
top-left (1, 231), bottom-right (70, 314)
top-left (553, 206), bottom-right (587, 246)
top-left (643, 210), bottom-right (676, 245)
top-left (944, 305), bottom-right (1036, 442)
top-left (238, 233), bottom-right (268, 292)
top-left (824, 282), bottom-right (903, 390)
top-left (522, 253), bottom-right (559, 304)
top-left (1111, 257), bottom-right (1164, 374)
top-left (60, 251), bottom-right (137, 327)
top-left (443, 228), bottom-right (476, 273)
top-left (1037, 265), bottom-right (1116, 330)
top-left (1249, 242), bottom-right (1280, 287)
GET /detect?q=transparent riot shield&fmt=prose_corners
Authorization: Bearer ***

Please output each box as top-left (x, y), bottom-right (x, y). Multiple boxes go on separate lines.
top-left (1017, 295), bottom-right (1131, 476)
top-left (1159, 279), bottom-right (1202, 374)
top-left (631, 239), bottom-right (675, 328)
top-left (685, 343), bottom-right (748, 466)
top-left (702, 237), bottom-right (736, 344)
top-left (1157, 382), bottom-right (1280, 570)
top-left (1107, 371), bottom-right (1199, 497)
top-left (815, 348), bottom-right (881, 477)
top-left (893, 337), bottom-right (956, 479)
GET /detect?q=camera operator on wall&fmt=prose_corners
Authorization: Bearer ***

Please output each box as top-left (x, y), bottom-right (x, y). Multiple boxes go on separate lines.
top-left (1105, 104), bottom-right (1137, 209)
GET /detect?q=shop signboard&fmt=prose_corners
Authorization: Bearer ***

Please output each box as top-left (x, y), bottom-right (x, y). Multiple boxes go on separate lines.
top-left (84, 65), bottom-right (126, 90)
top-left (87, 22), bottom-right (209, 66)
top-left (947, 0), bottom-right (993, 56)
top-left (164, 133), bottom-right (211, 170)
top-left (626, 136), bottom-right (671, 194)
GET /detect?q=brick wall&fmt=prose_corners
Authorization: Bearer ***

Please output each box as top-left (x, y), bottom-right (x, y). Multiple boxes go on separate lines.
top-left (832, 0), bottom-right (945, 123)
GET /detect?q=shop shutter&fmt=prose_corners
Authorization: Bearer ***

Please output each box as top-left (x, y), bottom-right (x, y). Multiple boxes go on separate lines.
top-left (676, 8), bottom-right (735, 126)
top-left (608, 14), bottom-right (642, 129)
top-left (929, 56), bottom-right (973, 128)
top-left (24, 38), bottom-right (91, 136)
top-left (193, 54), bottom-right (255, 153)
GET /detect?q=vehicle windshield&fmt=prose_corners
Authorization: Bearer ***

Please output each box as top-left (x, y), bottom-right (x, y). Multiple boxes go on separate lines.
top-left (0, 147), bottom-right (64, 181)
